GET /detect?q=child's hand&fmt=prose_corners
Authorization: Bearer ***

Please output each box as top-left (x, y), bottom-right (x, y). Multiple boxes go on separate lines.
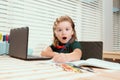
top-left (53, 53), bottom-right (69, 63)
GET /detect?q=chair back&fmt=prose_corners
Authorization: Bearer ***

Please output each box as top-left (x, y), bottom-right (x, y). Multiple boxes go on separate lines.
top-left (79, 41), bottom-right (103, 60)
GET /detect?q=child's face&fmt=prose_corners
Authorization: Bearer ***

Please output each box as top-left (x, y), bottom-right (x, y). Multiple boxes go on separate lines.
top-left (54, 21), bottom-right (74, 44)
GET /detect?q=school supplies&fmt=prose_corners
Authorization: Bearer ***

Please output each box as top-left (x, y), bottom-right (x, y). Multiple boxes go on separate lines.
top-left (3, 35), bottom-right (6, 41)
top-left (6, 34), bottom-right (9, 42)
top-left (0, 33), bottom-right (2, 41)
top-left (60, 64), bottom-right (82, 73)
top-left (66, 58), bottom-right (120, 70)
top-left (73, 65), bottom-right (94, 72)
top-left (0, 33), bottom-right (9, 54)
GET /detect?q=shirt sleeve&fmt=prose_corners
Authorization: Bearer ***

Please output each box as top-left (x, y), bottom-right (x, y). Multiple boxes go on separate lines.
top-left (71, 41), bottom-right (82, 50)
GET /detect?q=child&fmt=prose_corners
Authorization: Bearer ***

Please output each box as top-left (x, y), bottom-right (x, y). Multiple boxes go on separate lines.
top-left (41, 15), bottom-right (82, 63)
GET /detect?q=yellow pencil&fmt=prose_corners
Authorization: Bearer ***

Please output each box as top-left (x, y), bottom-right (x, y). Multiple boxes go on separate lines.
top-left (61, 64), bottom-right (82, 73)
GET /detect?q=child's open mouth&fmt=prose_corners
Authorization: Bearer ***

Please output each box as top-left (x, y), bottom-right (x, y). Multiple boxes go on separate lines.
top-left (62, 37), bottom-right (67, 40)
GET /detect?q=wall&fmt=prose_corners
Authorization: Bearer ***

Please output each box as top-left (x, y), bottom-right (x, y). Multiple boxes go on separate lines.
top-left (103, 0), bottom-right (113, 51)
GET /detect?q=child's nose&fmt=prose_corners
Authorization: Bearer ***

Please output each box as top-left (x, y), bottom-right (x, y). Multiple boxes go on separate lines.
top-left (62, 30), bottom-right (66, 35)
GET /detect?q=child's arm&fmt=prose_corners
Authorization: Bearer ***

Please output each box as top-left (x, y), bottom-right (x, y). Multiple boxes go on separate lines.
top-left (52, 48), bottom-right (82, 63)
top-left (41, 46), bottom-right (58, 58)
top-left (41, 46), bottom-right (82, 62)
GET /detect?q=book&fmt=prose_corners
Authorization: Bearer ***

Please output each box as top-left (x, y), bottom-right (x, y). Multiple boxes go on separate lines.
top-left (66, 58), bottom-right (120, 70)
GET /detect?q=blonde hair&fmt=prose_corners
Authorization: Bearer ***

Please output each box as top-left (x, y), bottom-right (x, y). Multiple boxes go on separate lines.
top-left (53, 15), bottom-right (77, 47)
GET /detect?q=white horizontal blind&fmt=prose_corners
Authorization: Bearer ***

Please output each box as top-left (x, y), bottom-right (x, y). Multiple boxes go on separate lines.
top-left (80, 0), bottom-right (103, 41)
top-left (0, 0), bottom-right (10, 34)
top-left (0, 0), bottom-right (103, 54)
top-left (113, 13), bottom-right (120, 51)
top-left (113, 0), bottom-right (120, 51)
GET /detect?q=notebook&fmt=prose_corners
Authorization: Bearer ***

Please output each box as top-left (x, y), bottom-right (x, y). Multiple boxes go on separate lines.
top-left (9, 27), bottom-right (51, 60)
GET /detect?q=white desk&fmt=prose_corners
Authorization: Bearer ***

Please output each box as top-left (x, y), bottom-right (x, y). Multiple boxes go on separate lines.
top-left (0, 55), bottom-right (120, 80)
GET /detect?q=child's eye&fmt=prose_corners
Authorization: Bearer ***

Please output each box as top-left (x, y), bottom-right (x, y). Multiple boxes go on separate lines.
top-left (58, 29), bottom-right (62, 32)
top-left (66, 28), bottom-right (69, 31)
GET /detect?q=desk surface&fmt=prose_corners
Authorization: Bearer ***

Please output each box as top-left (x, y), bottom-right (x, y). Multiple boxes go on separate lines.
top-left (0, 55), bottom-right (120, 80)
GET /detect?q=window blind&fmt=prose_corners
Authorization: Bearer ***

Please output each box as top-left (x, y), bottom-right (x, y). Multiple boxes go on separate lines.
top-left (113, 0), bottom-right (120, 51)
top-left (80, 0), bottom-right (103, 41)
top-left (0, 0), bottom-right (10, 34)
top-left (0, 0), bottom-right (103, 54)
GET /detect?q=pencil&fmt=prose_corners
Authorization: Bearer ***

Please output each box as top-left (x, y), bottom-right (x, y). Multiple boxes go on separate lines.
top-left (61, 64), bottom-right (83, 73)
